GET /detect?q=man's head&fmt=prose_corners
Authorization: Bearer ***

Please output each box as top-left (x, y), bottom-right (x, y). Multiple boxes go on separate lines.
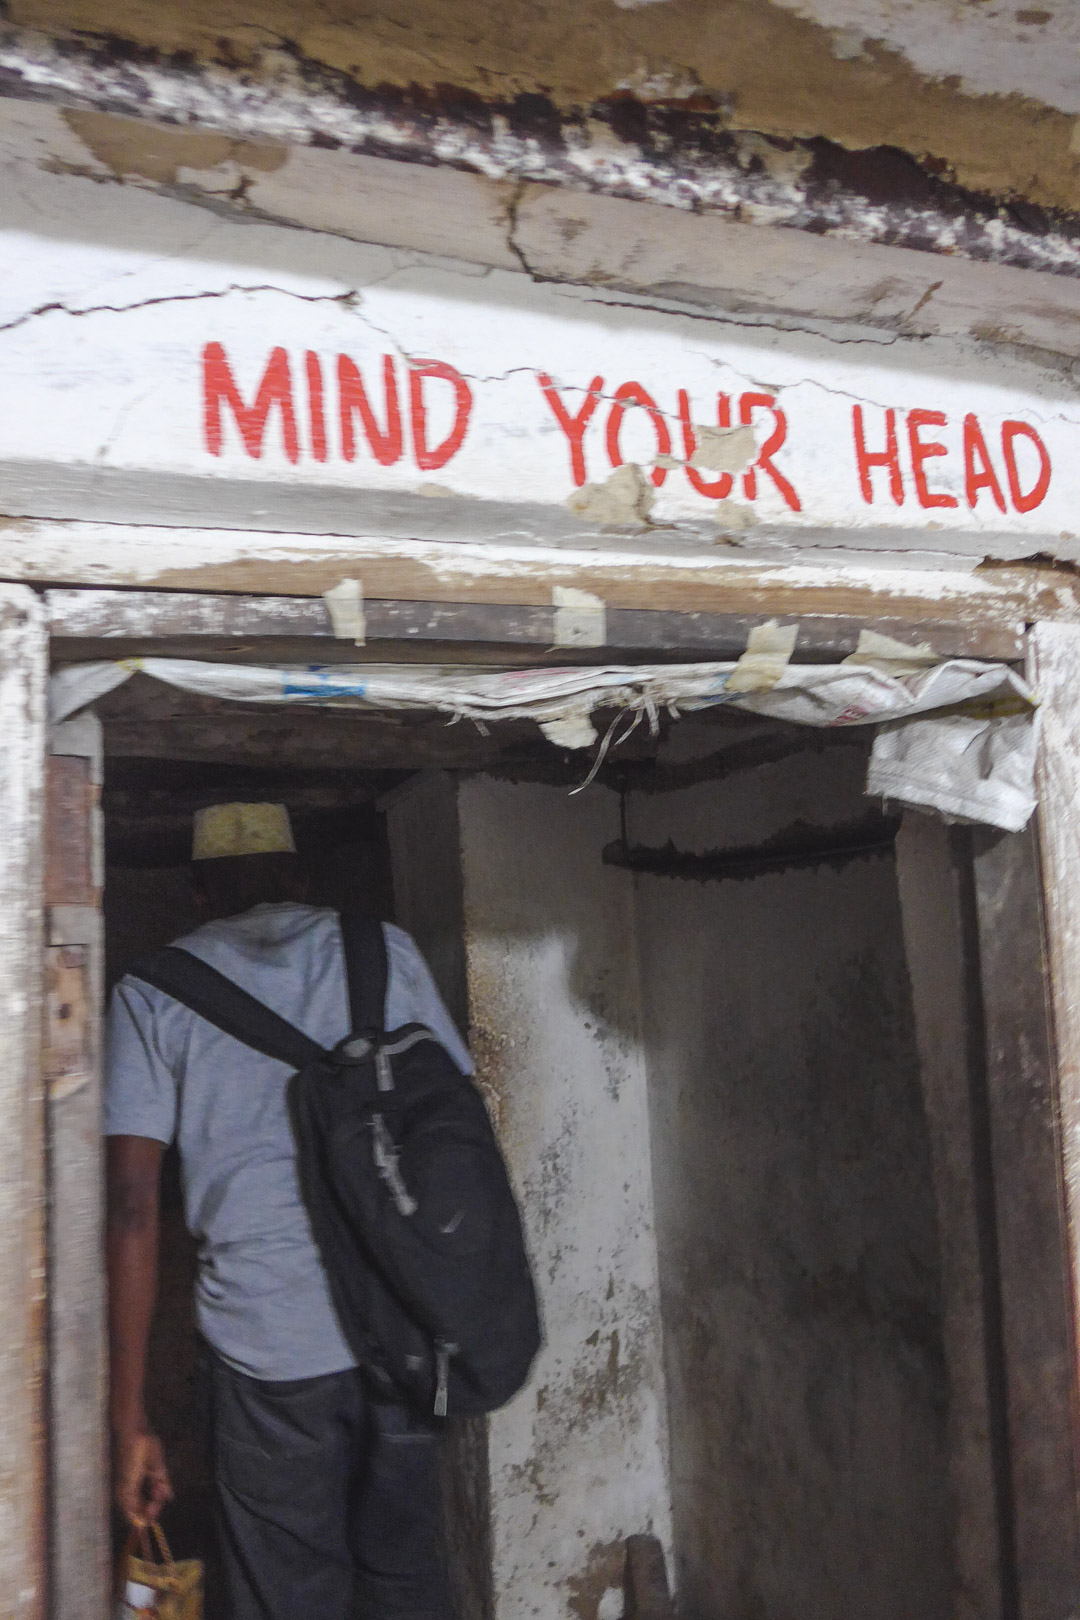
top-left (191, 802), bottom-right (308, 920)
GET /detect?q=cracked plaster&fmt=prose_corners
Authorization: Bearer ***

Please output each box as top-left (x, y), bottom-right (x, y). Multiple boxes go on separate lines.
top-left (62, 108), bottom-right (288, 187)
top-left (567, 466), bottom-right (656, 529)
top-left (1, 144), bottom-right (1079, 568)
top-left (1, 113), bottom-right (1076, 466)
top-left (3, 97), bottom-right (1080, 596)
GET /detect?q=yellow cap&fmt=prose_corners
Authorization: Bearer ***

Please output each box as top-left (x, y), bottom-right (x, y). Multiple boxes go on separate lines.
top-left (192, 802), bottom-right (296, 861)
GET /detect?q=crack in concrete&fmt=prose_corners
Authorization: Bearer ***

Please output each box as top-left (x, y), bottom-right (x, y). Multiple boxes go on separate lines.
top-left (904, 279), bottom-right (944, 324)
top-left (41, 147), bottom-right (1080, 380)
top-left (7, 223), bottom-right (1077, 457)
top-left (779, 372), bottom-right (1080, 431)
top-left (0, 274), bottom-right (661, 410)
top-left (0, 282), bottom-right (364, 336)
top-left (94, 383), bottom-right (154, 465)
top-left (675, 312), bottom-right (910, 348)
top-left (504, 178), bottom-right (547, 284)
top-left (0, 272), bottom-right (507, 389)
top-left (502, 256), bottom-right (938, 349)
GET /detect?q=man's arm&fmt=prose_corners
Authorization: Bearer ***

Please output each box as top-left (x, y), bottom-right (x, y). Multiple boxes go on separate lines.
top-left (106, 1134), bottom-right (173, 1526)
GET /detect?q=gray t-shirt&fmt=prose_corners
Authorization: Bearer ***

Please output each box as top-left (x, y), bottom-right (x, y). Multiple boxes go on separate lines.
top-left (104, 902), bottom-right (472, 1381)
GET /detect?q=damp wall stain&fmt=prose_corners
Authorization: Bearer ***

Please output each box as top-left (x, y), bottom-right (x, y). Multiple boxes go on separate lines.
top-left (633, 749), bottom-right (951, 1620)
top-left (62, 108), bottom-right (288, 185)
top-left (13, 0), bottom-right (1080, 211)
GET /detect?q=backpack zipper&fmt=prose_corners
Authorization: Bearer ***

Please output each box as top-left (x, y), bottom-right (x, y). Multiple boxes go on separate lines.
top-left (434, 1338), bottom-right (458, 1418)
top-left (375, 1046), bottom-right (393, 1092)
top-left (374, 1028), bottom-right (431, 1091)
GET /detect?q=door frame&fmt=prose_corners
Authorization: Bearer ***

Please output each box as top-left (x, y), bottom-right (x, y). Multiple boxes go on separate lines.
top-left (0, 584), bottom-right (47, 1620)
top-left (12, 575), bottom-right (1080, 1620)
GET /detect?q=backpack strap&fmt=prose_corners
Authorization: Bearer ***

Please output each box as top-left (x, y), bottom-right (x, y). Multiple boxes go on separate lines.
top-left (339, 914), bottom-right (388, 1035)
top-left (132, 946), bottom-right (326, 1071)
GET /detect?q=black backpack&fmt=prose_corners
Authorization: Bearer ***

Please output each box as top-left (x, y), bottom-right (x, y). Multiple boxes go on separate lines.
top-left (134, 914), bottom-right (541, 1418)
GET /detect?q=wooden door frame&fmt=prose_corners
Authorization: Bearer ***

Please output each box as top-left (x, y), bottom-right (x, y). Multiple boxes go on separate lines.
top-left (0, 584), bottom-right (47, 1620)
top-left (44, 713), bottom-right (107, 1620)
top-left (18, 577), bottom-right (1080, 1620)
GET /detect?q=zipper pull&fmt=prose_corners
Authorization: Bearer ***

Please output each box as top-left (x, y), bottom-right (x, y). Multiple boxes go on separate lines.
top-left (434, 1339), bottom-right (457, 1419)
top-left (375, 1044), bottom-right (393, 1093)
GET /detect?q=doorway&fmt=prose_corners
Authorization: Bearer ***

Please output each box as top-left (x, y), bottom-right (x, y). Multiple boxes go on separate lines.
top-left (88, 665), bottom-right (964, 1620)
top-left (102, 761), bottom-right (399, 1616)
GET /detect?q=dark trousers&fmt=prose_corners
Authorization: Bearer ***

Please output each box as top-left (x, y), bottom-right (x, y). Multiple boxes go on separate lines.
top-left (205, 1350), bottom-right (453, 1620)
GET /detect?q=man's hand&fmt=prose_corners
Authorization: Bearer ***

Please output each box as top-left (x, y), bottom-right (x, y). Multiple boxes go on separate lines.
top-left (113, 1427), bottom-right (173, 1526)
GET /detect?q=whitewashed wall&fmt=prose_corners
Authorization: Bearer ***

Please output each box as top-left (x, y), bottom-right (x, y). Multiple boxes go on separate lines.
top-left (457, 778), bottom-right (673, 1620)
top-left (0, 99), bottom-right (1077, 574)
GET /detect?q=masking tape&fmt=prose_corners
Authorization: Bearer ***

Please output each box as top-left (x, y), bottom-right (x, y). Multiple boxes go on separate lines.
top-left (553, 586), bottom-right (607, 648)
top-left (541, 712), bottom-right (600, 750)
top-left (323, 577), bottom-right (367, 645)
top-left (842, 627), bottom-right (938, 669)
top-left (725, 619), bottom-right (798, 693)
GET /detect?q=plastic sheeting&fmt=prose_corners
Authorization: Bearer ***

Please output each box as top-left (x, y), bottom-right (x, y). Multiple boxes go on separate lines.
top-left (49, 653), bottom-right (1039, 832)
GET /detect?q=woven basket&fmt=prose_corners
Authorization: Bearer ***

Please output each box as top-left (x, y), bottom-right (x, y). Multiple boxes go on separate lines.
top-left (118, 1524), bottom-right (203, 1620)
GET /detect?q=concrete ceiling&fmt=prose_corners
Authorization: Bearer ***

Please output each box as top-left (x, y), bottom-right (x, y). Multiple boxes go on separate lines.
top-left (9, 0), bottom-right (1080, 211)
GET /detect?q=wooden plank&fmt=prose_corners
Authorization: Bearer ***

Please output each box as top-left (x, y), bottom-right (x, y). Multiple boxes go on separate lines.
top-left (970, 819), bottom-right (1080, 1620)
top-left (0, 586), bottom-right (47, 1620)
top-left (11, 521), bottom-right (1059, 632)
top-left (44, 587), bottom-right (1024, 662)
top-left (624, 1535), bottom-right (676, 1620)
top-left (45, 715), bottom-right (108, 1620)
top-left (1028, 620), bottom-right (1080, 1558)
top-left (606, 610), bottom-right (1020, 661)
top-left (99, 715), bottom-right (533, 772)
top-left (44, 588), bottom-right (1024, 661)
top-left (383, 772), bottom-right (470, 1033)
top-left (43, 945), bottom-right (93, 1103)
top-left (895, 814), bottom-right (1005, 1620)
top-left (44, 756), bottom-right (94, 906)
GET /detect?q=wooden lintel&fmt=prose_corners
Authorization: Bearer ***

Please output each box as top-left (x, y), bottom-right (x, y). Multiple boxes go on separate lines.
top-left (45, 589), bottom-right (1024, 662)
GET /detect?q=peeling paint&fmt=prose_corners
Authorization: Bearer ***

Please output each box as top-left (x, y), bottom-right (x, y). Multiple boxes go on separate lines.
top-left (62, 108), bottom-right (287, 185)
top-left (5, 20), bottom-right (1080, 273)
top-left (771, 0), bottom-right (1080, 114)
top-left (688, 422), bottom-right (756, 475)
top-left (8, 0), bottom-right (1080, 220)
top-left (566, 465), bottom-right (655, 527)
top-left (0, 511), bottom-right (1069, 634)
top-left (714, 499), bottom-right (758, 536)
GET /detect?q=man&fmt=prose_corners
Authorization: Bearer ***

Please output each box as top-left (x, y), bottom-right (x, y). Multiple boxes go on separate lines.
top-left (105, 802), bottom-right (471, 1620)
